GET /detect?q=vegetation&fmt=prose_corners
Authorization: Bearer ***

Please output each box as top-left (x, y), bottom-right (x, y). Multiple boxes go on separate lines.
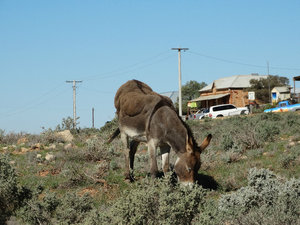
top-left (249, 75), bottom-right (289, 103)
top-left (179, 80), bottom-right (207, 114)
top-left (1, 112), bottom-right (300, 224)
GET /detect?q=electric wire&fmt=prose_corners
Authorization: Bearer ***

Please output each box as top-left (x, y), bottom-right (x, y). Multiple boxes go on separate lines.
top-left (188, 51), bottom-right (300, 71)
top-left (1, 84), bottom-right (69, 117)
top-left (82, 51), bottom-right (173, 81)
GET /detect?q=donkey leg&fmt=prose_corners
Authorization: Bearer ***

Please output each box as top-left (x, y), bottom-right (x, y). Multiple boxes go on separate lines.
top-left (148, 139), bottom-right (159, 179)
top-left (121, 132), bottom-right (131, 180)
top-left (160, 145), bottom-right (170, 174)
top-left (129, 140), bottom-right (139, 182)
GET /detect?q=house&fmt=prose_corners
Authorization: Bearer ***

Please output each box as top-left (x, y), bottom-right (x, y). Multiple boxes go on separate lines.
top-left (190, 74), bottom-right (268, 108)
top-left (291, 87), bottom-right (300, 102)
top-left (271, 86), bottom-right (291, 103)
top-left (293, 76), bottom-right (300, 102)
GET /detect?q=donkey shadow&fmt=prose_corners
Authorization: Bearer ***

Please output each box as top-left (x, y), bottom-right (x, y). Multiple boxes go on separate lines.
top-left (150, 171), bottom-right (219, 190)
top-left (195, 173), bottom-right (219, 190)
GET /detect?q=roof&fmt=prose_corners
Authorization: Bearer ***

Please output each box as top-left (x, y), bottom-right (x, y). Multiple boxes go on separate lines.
top-left (190, 93), bottom-right (230, 102)
top-left (294, 76), bottom-right (300, 81)
top-left (200, 74), bottom-right (269, 92)
top-left (160, 91), bottom-right (178, 104)
top-left (272, 86), bottom-right (291, 93)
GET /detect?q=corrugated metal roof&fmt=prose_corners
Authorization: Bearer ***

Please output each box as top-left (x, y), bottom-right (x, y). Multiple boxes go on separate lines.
top-left (160, 91), bottom-right (179, 104)
top-left (272, 86), bottom-right (291, 93)
top-left (190, 93), bottom-right (230, 102)
top-left (200, 74), bottom-right (269, 92)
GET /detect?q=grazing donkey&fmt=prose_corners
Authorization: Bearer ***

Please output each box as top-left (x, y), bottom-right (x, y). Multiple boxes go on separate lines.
top-left (108, 80), bottom-right (212, 185)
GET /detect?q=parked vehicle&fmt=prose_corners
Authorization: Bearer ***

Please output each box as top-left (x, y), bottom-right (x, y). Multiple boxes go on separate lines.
top-left (264, 100), bottom-right (300, 113)
top-left (207, 104), bottom-right (249, 119)
top-left (189, 108), bottom-right (209, 120)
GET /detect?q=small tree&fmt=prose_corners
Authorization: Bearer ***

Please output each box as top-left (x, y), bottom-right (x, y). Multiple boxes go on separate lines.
top-left (249, 75), bottom-right (289, 103)
top-left (177, 80), bottom-right (207, 114)
top-left (56, 116), bottom-right (80, 131)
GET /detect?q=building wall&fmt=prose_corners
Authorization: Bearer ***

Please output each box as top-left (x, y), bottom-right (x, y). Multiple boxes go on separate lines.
top-left (229, 89), bottom-right (250, 107)
top-left (199, 88), bottom-right (250, 108)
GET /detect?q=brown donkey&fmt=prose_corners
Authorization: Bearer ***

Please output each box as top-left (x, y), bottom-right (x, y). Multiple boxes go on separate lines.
top-left (109, 80), bottom-right (212, 185)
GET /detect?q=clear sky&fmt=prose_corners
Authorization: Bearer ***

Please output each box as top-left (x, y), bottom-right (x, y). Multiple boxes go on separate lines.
top-left (1, 0), bottom-right (300, 133)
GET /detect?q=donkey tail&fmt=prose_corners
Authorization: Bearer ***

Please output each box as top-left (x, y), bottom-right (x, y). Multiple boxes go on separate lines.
top-left (199, 134), bottom-right (212, 152)
top-left (107, 128), bottom-right (120, 144)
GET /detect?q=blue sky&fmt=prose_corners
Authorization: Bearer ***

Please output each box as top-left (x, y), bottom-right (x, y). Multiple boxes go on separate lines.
top-left (1, 1), bottom-right (300, 133)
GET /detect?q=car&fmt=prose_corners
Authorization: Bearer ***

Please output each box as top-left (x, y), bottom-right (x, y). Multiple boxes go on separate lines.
top-left (207, 104), bottom-right (249, 119)
top-left (189, 108), bottom-right (209, 120)
top-left (264, 100), bottom-right (300, 113)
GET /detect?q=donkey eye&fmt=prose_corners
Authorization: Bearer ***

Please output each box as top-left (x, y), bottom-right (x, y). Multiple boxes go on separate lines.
top-left (187, 167), bottom-right (192, 173)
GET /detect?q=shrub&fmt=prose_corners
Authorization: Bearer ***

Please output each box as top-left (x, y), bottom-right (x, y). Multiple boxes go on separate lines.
top-left (0, 155), bottom-right (31, 224)
top-left (103, 176), bottom-right (208, 225)
top-left (55, 193), bottom-right (94, 224)
top-left (0, 155), bottom-right (20, 223)
top-left (17, 191), bottom-right (96, 225)
top-left (17, 192), bottom-right (60, 225)
top-left (195, 168), bottom-right (300, 224)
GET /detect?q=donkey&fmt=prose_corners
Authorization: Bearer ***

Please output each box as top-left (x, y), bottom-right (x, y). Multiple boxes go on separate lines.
top-left (108, 80), bottom-right (212, 185)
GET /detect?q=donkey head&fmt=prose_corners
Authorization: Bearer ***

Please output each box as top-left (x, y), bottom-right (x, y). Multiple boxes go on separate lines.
top-left (174, 134), bottom-right (212, 185)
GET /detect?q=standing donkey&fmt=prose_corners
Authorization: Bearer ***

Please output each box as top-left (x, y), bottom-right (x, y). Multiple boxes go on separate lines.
top-left (108, 80), bottom-right (212, 185)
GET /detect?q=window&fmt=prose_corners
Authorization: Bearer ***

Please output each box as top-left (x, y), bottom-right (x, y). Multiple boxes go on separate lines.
top-left (212, 105), bottom-right (236, 112)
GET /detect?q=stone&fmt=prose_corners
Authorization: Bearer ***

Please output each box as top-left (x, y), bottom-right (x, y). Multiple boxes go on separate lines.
top-left (21, 147), bottom-right (29, 153)
top-left (49, 144), bottom-right (56, 149)
top-left (288, 142), bottom-right (296, 148)
top-left (64, 143), bottom-right (73, 150)
top-left (45, 153), bottom-right (55, 161)
top-left (31, 143), bottom-right (42, 150)
top-left (17, 137), bottom-right (28, 145)
top-left (56, 130), bottom-right (74, 142)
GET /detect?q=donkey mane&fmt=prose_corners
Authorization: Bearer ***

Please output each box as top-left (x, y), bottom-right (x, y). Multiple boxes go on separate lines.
top-left (177, 113), bottom-right (199, 149)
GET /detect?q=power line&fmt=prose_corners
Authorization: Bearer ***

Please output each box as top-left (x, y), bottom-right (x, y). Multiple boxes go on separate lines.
top-left (188, 51), bottom-right (300, 71)
top-left (82, 51), bottom-right (173, 81)
top-left (0, 84), bottom-right (68, 117)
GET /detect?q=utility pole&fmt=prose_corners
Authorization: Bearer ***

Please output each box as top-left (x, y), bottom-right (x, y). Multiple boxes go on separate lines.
top-left (92, 107), bottom-right (95, 128)
top-left (267, 61), bottom-right (271, 103)
top-left (66, 80), bottom-right (82, 129)
top-left (171, 47), bottom-right (189, 117)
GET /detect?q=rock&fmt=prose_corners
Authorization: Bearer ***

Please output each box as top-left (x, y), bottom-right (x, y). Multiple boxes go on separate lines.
top-left (31, 143), bottom-right (42, 150)
top-left (240, 155), bottom-right (248, 160)
top-left (288, 142), bottom-right (296, 148)
top-left (263, 152), bottom-right (273, 157)
top-left (21, 147), bottom-right (29, 153)
top-left (49, 144), bottom-right (56, 149)
top-left (2, 147), bottom-right (8, 150)
top-left (36, 154), bottom-right (42, 159)
top-left (56, 130), bottom-right (74, 143)
top-left (45, 153), bottom-right (55, 161)
top-left (17, 137), bottom-right (28, 145)
top-left (64, 143), bottom-right (73, 150)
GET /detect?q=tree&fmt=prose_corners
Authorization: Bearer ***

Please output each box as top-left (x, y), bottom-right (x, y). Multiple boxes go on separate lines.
top-left (176, 80), bottom-right (207, 114)
top-left (249, 75), bottom-right (289, 103)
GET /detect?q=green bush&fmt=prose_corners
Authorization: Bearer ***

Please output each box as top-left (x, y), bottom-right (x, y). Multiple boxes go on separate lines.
top-left (0, 155), bottom-right (31, 224)
top-left (55, 193), bottom-right (94, 225)
top-left (195, 168), bottom-right (300, 224)
top-left (17, 191), bottom-right (59, 225)
top-left (101, 176), bottom-right (207, 225)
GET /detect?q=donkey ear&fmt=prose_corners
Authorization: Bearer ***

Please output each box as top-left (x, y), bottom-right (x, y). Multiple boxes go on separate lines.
top-left (186, 135), bottom-right (194, 153)
top-left (199, 134), bottom-right (212, 152)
